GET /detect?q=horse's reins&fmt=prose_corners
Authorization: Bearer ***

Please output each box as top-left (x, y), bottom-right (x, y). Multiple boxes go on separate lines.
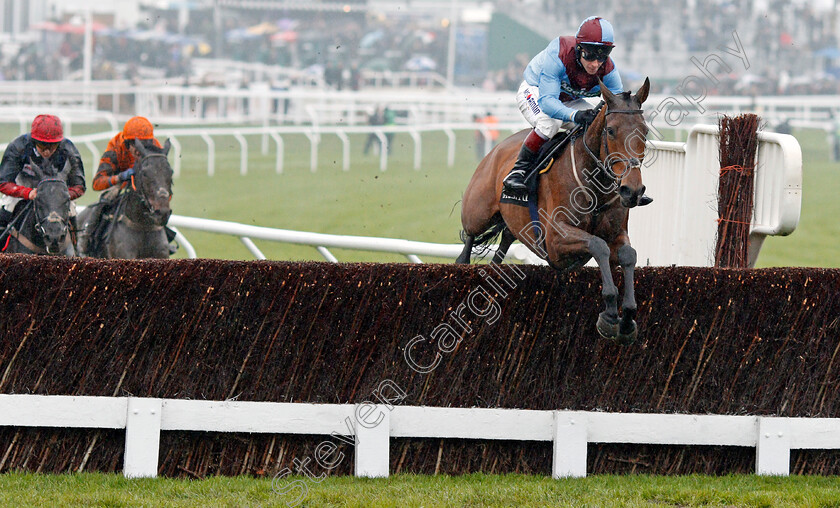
top-left (581, 107), bottom-right (645, 182)
top-left (7, 180), bottom-right (71, 255)
top-left (126, 152), bottom-right (170, 220)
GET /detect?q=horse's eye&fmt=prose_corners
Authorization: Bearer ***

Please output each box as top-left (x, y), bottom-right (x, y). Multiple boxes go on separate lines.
top-left (606, 127), bottom-right (616, 138)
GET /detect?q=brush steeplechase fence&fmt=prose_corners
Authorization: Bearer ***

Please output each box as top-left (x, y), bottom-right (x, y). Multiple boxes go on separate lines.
top-left (1, 257), bottom-right (839, 477)
top-left (2, 394), bottom-right (837, 479)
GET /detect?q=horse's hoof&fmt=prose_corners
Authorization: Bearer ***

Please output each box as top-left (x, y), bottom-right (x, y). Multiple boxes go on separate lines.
top-left (615, 320), bottom-right (638, 346)
top-left (596, 312), bottom-right (619, 339)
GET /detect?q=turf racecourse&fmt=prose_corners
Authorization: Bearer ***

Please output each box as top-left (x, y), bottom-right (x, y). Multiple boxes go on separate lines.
top-left (1, 473), bottom-right (839, 507)
top-left (7, 122), bottom-right (827, 266)
top-left (0, 124), bottom-right (838, 504)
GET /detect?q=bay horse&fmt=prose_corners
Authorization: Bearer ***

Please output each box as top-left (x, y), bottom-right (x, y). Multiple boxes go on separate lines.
top-left (2, 160), bottom-right (75, 256)
top-left (458, 78), bottom-right (650, 344)
top-left (78, 139), bottom-right (174, 259)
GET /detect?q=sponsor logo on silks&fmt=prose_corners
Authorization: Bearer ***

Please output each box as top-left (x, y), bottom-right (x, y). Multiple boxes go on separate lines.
top-left (560, 81), bottom-right (601, 98)
top-left (525, 92), bottom-right (540, 115)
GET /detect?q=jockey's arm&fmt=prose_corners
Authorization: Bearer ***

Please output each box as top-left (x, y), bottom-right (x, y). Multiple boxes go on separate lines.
top-left (535, 60), bottom-right (579, 123)
top-left (0, 137), bottom-right (34, 199)
top-left (92, 136), bottom-right (124, 191)
top-left (602, 67), bottom-right (624, 95)
top-left (63, 140), bottom-right (86, 200)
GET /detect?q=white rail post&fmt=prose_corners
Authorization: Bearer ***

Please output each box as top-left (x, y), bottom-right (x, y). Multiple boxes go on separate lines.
top-left (233, 132), bottom-right (248, 175)
top-left (444, 128), bottom-right (456, 168)
top-left (354, 403), bottom-right (390, 478)
top-left (123, 397), bottom-right (162, 478)
top-left (756, 417), bottom-right (790, 476)
top-left (552, 411), bottom-right (587, 478)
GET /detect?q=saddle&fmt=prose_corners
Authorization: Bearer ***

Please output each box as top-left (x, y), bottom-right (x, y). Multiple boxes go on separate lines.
top-left (500, 127), bottom-right (579, 207)
top-left (86, 197), bottom-right (121, 257)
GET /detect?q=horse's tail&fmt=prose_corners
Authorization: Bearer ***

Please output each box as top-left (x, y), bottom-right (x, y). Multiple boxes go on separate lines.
top-left (461, 213), bottom-right (506, 258)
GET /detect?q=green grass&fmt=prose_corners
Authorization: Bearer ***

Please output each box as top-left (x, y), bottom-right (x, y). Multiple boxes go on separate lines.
top-left (151, 125), bottom-right (840, 267)
top-left (0, 472), bottom-right (838, 507)
top-left (1, 122), bottom-right (835, 266)
top-left (755, 129), bottom-right (840, 268)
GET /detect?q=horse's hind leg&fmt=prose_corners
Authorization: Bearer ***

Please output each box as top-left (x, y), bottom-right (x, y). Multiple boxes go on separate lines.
top-left (615, 244), bottom-right (638, 345)
top-left (456, 233), bottom-right (474, 264)
top-left (491, 228), bottom-right (516, 264)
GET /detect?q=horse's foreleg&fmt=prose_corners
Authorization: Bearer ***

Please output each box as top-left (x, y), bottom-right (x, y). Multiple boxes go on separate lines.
top-left (456, 233), bottom-right (474, 264)
top-left (615, 244), bottom-right (638, 345)
top-left (588, 236), bottom-right (620, 340)
top-left (491, 229), bottom-right (515, 264)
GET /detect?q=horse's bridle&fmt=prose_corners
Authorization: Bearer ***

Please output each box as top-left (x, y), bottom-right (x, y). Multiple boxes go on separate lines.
top-left (33, 179), bottom-right (70, 240)
top-left (581, 105), bottom-right (646, 182)
top-left (129, 153), bottom-right (171, 220)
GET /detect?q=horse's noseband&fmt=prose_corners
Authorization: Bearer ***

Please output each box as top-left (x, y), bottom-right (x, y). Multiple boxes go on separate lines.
top-left (132, 153), bottom-right (172, 218)
top-left (583, 108), bottom-right (646, 180)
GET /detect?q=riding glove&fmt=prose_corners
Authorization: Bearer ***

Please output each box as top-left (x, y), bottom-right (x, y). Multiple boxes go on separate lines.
top-left (118, 168), bottom-right (135, 181)
top-left (574, 109), bottom-right (598, 125)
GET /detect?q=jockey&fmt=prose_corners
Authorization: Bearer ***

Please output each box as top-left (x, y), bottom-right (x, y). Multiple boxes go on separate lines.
top-left (0, 114), bottom-right (86, 234)
top-left (502, 16), bottom-right (652, 206)
top-left (86, 116), bottom-right (176, 254)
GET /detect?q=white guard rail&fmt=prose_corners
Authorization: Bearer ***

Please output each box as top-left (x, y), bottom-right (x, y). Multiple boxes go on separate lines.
top-left (633, 124), bottom-right (802, 267)
top-left (0, 394), bottom-right (837, 478)
top-left (167, 214), bottom-right (537, 264)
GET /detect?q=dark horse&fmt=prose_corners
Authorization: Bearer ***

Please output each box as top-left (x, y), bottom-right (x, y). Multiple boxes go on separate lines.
top-left (458, 78), bottom-right (650, 344)
top-left (78, 139), bottom-right (174, 259)
top-left (2, 160), bottom-right (75, 256)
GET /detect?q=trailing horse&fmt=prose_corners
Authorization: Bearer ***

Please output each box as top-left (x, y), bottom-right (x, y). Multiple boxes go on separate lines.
top-left (78, 139), bottom-right (174, 259)
top-left (1, 160), bottom-right (75, 256)
top-left (458, 78), bottom-right (651, 345)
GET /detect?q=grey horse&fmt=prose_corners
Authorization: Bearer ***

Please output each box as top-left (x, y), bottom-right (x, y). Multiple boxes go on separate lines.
top-left (77, 139), bottom-right (174, 259)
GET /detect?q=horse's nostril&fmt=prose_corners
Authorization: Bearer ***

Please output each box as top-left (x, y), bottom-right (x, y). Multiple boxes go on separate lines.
top-left (619, 185), bottom-right (633, 199)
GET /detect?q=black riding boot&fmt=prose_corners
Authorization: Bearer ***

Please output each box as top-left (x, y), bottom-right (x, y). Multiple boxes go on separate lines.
top-left (502, 144), bottom-right (538, 195)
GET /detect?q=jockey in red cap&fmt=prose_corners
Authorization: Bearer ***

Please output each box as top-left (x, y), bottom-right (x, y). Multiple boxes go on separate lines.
top-left (502, 16), bottom-right (652, 206)
top-left (0, 114), bottom-right (86, 235)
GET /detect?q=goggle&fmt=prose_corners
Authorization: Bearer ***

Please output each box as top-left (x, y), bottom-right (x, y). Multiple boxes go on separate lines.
top-left (579, 44), bottom-right (612, 62)
top-left (34, 141), bottom-right (59, 151)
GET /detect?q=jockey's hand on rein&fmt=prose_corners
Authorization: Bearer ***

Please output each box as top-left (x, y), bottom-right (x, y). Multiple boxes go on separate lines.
top-left (574, 108), bottom-right (598, 126)
top-left (118, 168), bottom-right (135, 182)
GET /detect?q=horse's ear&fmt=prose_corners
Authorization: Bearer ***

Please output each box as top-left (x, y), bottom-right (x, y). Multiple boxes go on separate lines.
top-left (29, 157), bottom-right (44, 179)
top-left (634, 77), bottom-right (651, 106)
top-left (134, 138), bottom-right (148, 158)
top-left (162, 138), bottom-right (171, 156)
top-left (598, 78), bottom-right (617, 103)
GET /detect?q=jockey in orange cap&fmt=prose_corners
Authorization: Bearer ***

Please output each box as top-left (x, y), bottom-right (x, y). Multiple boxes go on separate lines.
top-left (84, 116), bottom-right (177, 255)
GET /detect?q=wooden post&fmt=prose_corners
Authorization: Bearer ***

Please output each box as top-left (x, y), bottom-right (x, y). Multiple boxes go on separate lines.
top-left (552, 411), bottom-right (587, 478)
top-left (124, 398), bottom-right (162, 478)
top-left (756, 417), bottom-right (790, 476)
